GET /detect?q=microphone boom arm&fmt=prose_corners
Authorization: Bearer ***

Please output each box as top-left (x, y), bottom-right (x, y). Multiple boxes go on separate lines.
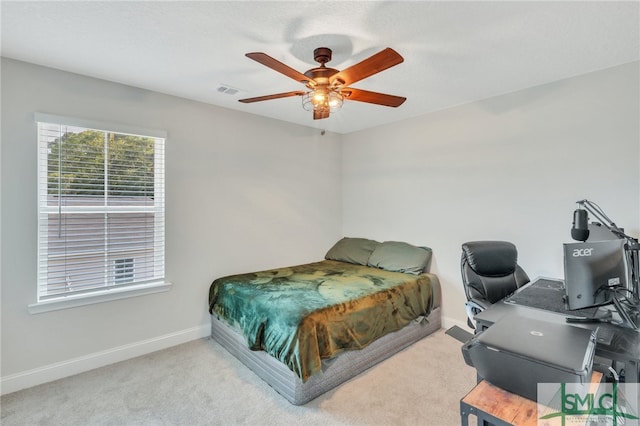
top-left (576, 199), bottom-right (627, 240)
top-left (576, 199), bottom-right (640, 305)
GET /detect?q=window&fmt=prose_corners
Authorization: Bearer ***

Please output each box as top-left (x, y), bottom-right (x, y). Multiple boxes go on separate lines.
top-left (35, 113), bottom-right (166, 309)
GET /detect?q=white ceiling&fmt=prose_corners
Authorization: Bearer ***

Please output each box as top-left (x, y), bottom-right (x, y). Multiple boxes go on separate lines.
top-left (2, 1), bottom-right (639, 134)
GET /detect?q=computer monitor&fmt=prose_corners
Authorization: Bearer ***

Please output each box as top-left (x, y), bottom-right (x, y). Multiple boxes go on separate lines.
top-left (563, 239), bottom-right (629, 310)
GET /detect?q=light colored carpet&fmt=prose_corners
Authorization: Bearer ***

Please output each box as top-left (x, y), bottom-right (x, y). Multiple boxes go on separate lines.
top-left (1, 328), bottom-right (477, 426)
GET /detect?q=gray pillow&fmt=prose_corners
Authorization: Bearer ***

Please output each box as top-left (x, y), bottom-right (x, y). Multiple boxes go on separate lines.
top-left (367, 241), bottom-right (432, 275)
top-left (325, 237), bottom-right (380, 265)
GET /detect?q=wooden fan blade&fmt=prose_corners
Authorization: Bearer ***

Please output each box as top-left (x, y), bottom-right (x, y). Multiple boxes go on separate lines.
top-left (245, 52), bottom-right (313, 85)
top-left (238, 91), bottom-right (305, 103)
top-left (330, 48), bottom-right (404, 87)
top-left (313, 109), bottom-right (330, 120)
top-left (342, 88), bottom-right (406, 107)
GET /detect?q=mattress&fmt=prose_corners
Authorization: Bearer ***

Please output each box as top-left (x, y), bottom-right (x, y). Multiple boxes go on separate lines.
top-left (209, 259), bottom-right (436, 382)
top-left (210, 306), bottom-right (441, 405)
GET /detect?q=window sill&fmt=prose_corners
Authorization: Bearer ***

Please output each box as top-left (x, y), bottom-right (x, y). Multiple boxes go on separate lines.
top-left (28, 281), bottom-right (172, 314)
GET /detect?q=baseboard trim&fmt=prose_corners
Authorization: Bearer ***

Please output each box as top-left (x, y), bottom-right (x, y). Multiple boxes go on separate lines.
top-left (0, 323), bottom-right (211, 396)
top-left (441, 315), bottom-right (469, 332)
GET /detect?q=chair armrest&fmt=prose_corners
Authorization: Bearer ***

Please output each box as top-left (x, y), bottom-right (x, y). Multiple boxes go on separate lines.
top-left (464, 298), bottom-right (491, 330)
top-left (466, 298), bottom-right (490, 312)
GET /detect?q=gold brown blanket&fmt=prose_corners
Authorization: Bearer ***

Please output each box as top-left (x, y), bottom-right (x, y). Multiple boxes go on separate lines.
top-left (209, 259), bottom-right (434, 382)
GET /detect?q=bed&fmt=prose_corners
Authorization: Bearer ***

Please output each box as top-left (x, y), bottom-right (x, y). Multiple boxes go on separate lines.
top-left (208, 238), bottom-right (442, 405)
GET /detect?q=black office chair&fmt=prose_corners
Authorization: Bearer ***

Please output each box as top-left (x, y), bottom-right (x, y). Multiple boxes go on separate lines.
top-left (461, 241), bottom-right (530, 330)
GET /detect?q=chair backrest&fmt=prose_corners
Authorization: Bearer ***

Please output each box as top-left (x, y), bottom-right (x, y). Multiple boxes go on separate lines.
top-left (461, 241), bottom-right (530, 304)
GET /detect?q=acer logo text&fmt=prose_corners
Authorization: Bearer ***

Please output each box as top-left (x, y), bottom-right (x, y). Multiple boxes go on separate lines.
top-left (573, 248), bottom-right (594, 257)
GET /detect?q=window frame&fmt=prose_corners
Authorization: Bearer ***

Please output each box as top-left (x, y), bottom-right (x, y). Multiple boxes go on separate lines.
top-left (29, 113), bottom-right (171, 314)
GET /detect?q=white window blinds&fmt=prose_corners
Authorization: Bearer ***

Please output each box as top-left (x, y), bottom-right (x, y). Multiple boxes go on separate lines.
top-left (36, 114), bottom-right (165, 301)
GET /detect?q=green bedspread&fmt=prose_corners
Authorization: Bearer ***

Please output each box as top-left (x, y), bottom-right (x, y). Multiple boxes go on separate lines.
top-left (208, 259), bottom-right (434, 382)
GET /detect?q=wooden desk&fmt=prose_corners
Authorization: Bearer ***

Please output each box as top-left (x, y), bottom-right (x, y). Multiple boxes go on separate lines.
top-left (460, 371), bottom-right (602, 426)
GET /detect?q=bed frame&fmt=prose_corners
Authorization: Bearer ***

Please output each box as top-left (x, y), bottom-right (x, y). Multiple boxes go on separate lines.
top-left (210, 275), bottom-right (442, 405)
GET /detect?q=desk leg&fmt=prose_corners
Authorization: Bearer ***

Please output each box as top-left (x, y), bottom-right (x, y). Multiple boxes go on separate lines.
top-left (460, 400), bottom-right (472, 426)
top-left (631, 359), bottom-right (640, 383)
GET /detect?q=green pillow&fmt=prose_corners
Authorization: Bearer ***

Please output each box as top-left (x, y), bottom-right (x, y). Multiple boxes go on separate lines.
top-left (325, 237), bottom-right (380, 265)
top-left (368, 241), bottom-right (432, 275)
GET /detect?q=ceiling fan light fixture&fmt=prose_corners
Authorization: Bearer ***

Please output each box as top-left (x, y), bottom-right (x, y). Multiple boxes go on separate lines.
top-left (302, 88), bottom-right (343, 112)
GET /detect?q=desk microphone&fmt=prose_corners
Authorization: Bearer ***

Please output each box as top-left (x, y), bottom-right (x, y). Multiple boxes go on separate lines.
top-left (571, 209), bottom-right (590, 241)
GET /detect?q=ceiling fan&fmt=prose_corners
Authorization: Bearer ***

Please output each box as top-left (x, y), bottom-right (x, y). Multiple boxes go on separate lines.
top-left (238, 47), bottom-right (407, 120)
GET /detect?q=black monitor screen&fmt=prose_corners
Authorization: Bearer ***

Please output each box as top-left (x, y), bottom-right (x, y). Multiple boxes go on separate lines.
top-left (563, 239), bottom-right (629, 310)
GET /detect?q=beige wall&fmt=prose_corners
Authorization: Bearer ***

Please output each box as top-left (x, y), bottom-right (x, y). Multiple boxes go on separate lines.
top-left (1, 58), bottom-right (343, 391)
top-left (342, 61), bottom-right (640, 327)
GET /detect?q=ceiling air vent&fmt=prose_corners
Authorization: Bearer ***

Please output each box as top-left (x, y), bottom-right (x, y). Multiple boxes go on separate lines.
top-left (217, 84), bottom-right (240, 95)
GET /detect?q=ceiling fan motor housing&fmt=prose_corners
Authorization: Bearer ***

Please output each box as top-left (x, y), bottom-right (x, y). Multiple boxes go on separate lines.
top-left (304, 67), bottom-right (339, 83)
top-left (305, 47), bottom-right (339, 87)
